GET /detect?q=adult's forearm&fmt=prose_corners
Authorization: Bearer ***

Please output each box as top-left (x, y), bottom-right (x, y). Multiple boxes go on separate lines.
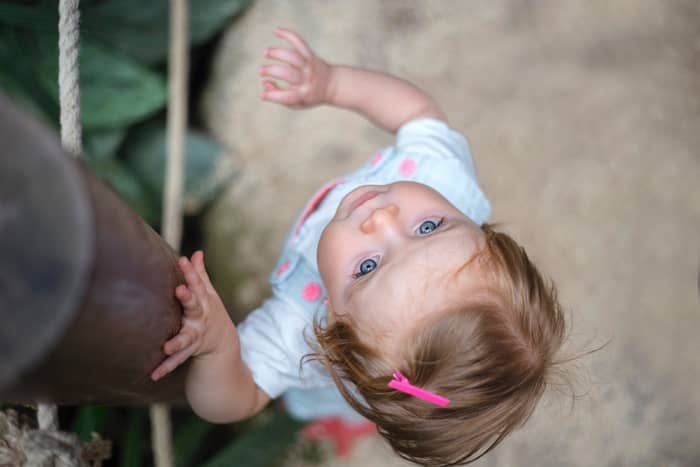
top-left (325, 65), bottom-right (447, 133)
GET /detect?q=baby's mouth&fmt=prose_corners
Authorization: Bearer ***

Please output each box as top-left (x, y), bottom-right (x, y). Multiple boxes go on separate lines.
top-left (348, 190), bottom-right (381, 214)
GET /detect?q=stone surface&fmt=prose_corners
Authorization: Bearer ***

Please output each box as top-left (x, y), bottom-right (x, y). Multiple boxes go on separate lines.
top-left (201, 1), bottom-right (700, 465)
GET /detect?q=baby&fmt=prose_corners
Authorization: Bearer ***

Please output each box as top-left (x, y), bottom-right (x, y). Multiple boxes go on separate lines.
top-left (151, 28), bottom-right (567, 466)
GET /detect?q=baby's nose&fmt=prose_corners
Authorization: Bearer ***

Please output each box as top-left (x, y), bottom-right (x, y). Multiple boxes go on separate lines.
top-left (360, 204), bottom-right (400, 234)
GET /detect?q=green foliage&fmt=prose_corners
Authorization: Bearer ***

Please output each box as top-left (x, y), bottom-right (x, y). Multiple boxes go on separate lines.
top-left (0, 27), bottom-right (58, 126)
top-left (84, 128), bottom-right (128, 162)
top-left (44, 39), bottom-right (167, 131)
top-left (201, 409), bottom-right (304, 467)
top-left (0, 0), bottom-right (249, 225)
top-left (71, 405), bottom-right (112, 442)
top-left (174, 415), bottom-right (213, 467)
top-left (120, 409), bottom-right (147, 467)
top-left (0, 2), bottom-right (57, 31)
top-left (122, 121), bottom-right (235, 216)
top-left (88, 157), bottom-right (161, 226)
top-left (80, 0), bottom-right (254, 64)
top-left (0, 7), bottom-right (167, 131)
top-left (0, 0), bottom-right (253, 65)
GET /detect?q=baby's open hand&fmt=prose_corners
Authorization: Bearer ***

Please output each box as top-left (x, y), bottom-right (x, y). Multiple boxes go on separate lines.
top-left (151, 251), bottom-right (233, 381)
top-left (259, 27), bottom-right (333, 108)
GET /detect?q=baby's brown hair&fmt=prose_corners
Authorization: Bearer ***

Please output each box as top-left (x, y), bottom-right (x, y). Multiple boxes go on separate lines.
top-left (309, 223), bottom-right (567, 466)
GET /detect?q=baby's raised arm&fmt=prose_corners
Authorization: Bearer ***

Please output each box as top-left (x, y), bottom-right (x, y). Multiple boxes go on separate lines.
top-left (151, 252), bottom-right (269, 423)
top-left (260, 28), bottom-right (446, 133)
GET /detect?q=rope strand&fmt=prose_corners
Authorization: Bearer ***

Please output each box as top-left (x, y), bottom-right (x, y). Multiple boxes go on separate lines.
top-left (150, 2), bottom-right (189, 467)
top-left (37, 0), bottom-right (83, 435)
top-left (58, 0), bottom-right (81, 159)
top-left (162, 0), bottom-right (188, 248)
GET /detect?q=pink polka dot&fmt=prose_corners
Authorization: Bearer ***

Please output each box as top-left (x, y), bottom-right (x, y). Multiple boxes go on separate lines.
top-left (302, 282), bottom-right (322, 301)
top-left (399, 158), bottom-right (416, 177)
top-left (370, 152), bottom-right (383, 167)
top-left (276, 260), bottom-right (290, 276)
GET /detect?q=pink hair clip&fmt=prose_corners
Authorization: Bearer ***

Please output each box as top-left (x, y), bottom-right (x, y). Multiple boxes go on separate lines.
top-left (388, 371), bottom-right (450, 407)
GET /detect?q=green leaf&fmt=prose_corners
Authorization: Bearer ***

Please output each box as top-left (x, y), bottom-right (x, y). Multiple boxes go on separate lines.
top-left (0, 27), bottom-right (59, 126)
top-left (32, 35), bottom-right (167, 131)
top-left (122, 121), bottom-right (236, 215)
top-left (84, 128), bottom-right (128, 162)
top-left (0, 0), bottom-right (253, 64)
top-left (0, 23), bottom-right (166, 131)
top-left (174, 415), bottom-right (213, 467)
top-left (0, 71), bottom-right (54, 128)
top-left (80, 0), bottom-right (253, 64)
top-left (71, 405), bottom-right (111, 442)
top-left (120, 408), bottom-right (146, 467)
top-left (201, 409), bottom-right (303, 467)
top-left (0, 2), bottom-right (57, 31)
top-left (79, 41), bottom-right (166, 130)
top-left (88, 158), bottom-right (161, 226)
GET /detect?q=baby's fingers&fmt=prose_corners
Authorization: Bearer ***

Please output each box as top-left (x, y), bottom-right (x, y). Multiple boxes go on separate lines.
top-left (264, 47), bottom-right (305, 68)
top-left (179, 257), bottom-right (207, 299)
top-left (263, 80), bottom-right (278, 92)
top-left (175, 284), bottom-right (202, 316)
top-left (262, 88), bottom-right (302, 107)
top-left (163, 330), bottom-right (195, 356)
top-left (191, 251), bottom-right (216, 295)
top-left (150, 346), bottom-right (194, 381)
top-left (259, 64), bottom-right (302, 85)
top-left (274, 28), bottom-right (312, 59)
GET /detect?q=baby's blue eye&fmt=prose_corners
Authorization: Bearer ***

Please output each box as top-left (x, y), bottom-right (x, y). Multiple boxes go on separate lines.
top-left (417, 218), bottom-right (443, 235)
top-left (353, 257), bottom-right (378, 278)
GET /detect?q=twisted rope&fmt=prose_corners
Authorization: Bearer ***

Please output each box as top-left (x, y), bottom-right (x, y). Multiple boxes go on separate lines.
top-left (34, 0), bottom-right (83, 438)
top-left (58, 0), bottom-right (82, 159)
top-left (162, 0), bottom-right (188, 249)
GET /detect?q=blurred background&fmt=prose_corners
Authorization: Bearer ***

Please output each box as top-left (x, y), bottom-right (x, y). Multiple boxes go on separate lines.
top-left (1, 0), bottom-right (699, 466)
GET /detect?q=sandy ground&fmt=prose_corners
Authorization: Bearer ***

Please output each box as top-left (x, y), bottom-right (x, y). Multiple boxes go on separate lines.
top-left (202, 1), bottom-right (700, 465)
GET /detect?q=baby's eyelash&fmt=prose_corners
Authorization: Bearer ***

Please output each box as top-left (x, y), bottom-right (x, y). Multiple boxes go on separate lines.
top-left (352, 255), bottom-right (380, 279)
top-left (415, 217), bottom-right (445, 235)
top-left (351, 218), bottom-right (446, 280)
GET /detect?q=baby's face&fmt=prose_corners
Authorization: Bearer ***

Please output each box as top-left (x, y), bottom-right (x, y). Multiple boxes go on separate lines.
top-left (318, 181), bottom-right (485, 353)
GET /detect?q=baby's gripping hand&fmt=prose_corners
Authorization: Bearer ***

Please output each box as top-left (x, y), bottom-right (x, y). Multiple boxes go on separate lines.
top-left (259, 27), bottom-right (333, 108)
top-left (151, 251), bottom-right (234, 381)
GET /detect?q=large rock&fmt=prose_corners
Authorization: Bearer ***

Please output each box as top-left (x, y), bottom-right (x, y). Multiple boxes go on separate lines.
top-left (201, 1), bottom-right (700, 465)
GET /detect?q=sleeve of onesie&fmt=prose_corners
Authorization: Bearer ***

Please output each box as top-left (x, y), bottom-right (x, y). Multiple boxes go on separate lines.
top-left (395, 117), bottom-right (480, 183)
top-left (381, 117), bottom-right (491, 225)
top-left (236, 294), bottom-right (317, 399)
